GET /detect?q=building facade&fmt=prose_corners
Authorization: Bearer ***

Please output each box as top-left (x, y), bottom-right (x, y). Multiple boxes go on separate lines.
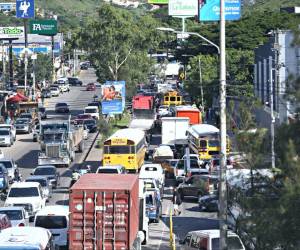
top-left (254, 29), bottom-right (300, 126)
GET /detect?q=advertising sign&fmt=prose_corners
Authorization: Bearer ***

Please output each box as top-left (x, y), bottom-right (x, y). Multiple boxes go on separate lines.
top-left (199, 0), bottom-right (241, 21)
top-left (101, 81), bottom-right (126, 115)
top-left (169, 0), bottom-right (198, 16)
top-left (29, 19), bottom-right (57, 35)
top-left (148, 0), bottom-right (168, 4)
top-left (16, 0), bottom-right (35, 19)
top-left (0, 26), bottom-right (24, 39)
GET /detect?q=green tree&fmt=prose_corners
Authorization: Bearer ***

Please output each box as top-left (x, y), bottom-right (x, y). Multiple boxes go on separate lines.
top-left (78, 4), bottom-right (162, 84)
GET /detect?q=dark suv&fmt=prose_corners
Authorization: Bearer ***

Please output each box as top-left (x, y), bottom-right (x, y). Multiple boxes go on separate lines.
top-left (68, 77), bottom-right (83, 86)
top-left (177, 175), bottom-right (218, 200)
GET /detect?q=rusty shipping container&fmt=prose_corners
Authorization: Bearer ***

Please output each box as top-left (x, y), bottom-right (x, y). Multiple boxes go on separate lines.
top-left (69, 174), bottom-right (140, 250)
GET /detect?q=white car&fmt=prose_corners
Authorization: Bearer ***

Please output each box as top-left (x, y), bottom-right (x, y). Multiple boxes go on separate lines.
top-left (57, 77), bottom-right (70, 92)
top-left (84, 106), bottom-right (99, 120)
top-left (139, 164), bottom-right (165, 187)
top-left (0, 159), bottom-right (18, 183)
top-left (158, 105), bottom-right (170, 116)
top-left (34, 205), bottom-right (69, 247)
top-left (0, 128), bottom-right (13, 146)
top-left (0, 124), bottom-right (16, 141)
top-left (0, 207), bottom-right (28, 227)
top-left (0, 227), bottom-right (53, 249)
top-left (50, 86), bottom-right (60, 96)
top-left (5, 182), bottom-right (46, 217)
top-left (182, 154), bottom-right (205, 167)
top-left (97, 165), bottom-right (126, 174)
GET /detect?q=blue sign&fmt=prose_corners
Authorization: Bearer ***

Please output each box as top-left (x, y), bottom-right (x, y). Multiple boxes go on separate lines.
top-left (16, 0), bottom-right (34, 19)
top-left (101, 81), bottom-right (126, 115)
top-left (199, 0), bottom-right (241, 21)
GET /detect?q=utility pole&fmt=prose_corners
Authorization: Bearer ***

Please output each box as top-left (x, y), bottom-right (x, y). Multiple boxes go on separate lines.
top-left (2, 41), bottom-right (6, 87)
top-left (198, 56), bottom-right (204, 108)
top-left (219, 0), bottom-right (228, 249)
top-left (269, 66), bottom-right (275, 169)
top-left (73, 49), bottom-right (76, 76)
top-left (24, 19), bottom-right (28, 93)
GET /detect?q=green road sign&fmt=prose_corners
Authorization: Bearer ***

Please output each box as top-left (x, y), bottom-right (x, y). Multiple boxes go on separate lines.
top-left (148, 0), bottom-right (168, 4)
top-left (29, 19), bottom-right (57, 35)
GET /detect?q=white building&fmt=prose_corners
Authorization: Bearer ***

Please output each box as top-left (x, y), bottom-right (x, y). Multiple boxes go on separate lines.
top-left (253, 29), bottom-right (300, 126)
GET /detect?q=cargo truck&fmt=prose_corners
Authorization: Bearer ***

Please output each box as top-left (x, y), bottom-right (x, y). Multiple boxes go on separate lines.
top-left (129, 95), bottom-right (156, 141)
top-left (38, 119), bottom-right (84, 167)
top-left (69, 174), bottom-right (144, 250)
top-left (161, 117), bottom-right (190, 145)
top-left (176, 105), bottom-right (202, 125)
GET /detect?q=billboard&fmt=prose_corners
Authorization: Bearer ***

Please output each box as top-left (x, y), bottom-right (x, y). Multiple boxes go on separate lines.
top-left (16, 0), bottom-right (35, 18)
top-left (169, 0), bottom-right (198, 16)
top-left (148, 0), bottom-right (168, 4)
top-left (29, 19), bottom-right (57, 35)
top-left (0, 26), bottom-right (24, 39)
top-left (199, 0), bottom-right (241, 21)
top-left (101, 81), bottom-right (126, 115)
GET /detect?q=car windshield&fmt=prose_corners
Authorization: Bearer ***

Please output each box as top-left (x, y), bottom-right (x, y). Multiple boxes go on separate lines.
top-left (16, 119), bottom-right (29, 124)
top-left (212, 236), bottom-right (244, 249)
top-left (34, 168), bottom-right (55, 175)
top-left (77, 115), bottom-right (90, 119)
top-left (176, 160), bottom-right (185, 170)
top-left (146, 195), bottom-right (154, 205)
top-left (39, 108), bottom-right (45, 112)
top-left (84, 120), bottom-right (96, 125)
top-left (56, 103), bottom-right (67, 107)
top-left (0, 130), bottom-right (9, 135)
top-left (35, 216), bottom-right (67, 229)
top-left (190, 160), bottom-right (200, 169)
top-left (85, 108), bottom-right (97, 113)
top-left (44, 133), bottom-right (64, 141)
top-left (20, 114), bottom-right (31, 118)
top-left (0, 210), bottom-right (23, 220)
top-left (97, 169), bottom-right (118, 174)
top-left (0, 161), bottom-right (13, 168)
top-left (9, 187), bottom-right (39, 197)
top-left (26, 179), bottom-right (47, 187)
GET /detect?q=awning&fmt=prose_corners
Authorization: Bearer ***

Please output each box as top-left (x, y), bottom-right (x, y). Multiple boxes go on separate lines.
top-left (7, 93), bottom-right (29, 103)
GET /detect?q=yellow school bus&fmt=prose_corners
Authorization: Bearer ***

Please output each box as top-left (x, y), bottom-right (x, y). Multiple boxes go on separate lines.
top-left (103, 128), bottom-right (147, 172)
top-left (186, 124), bottom-right (230, 160)
top-left (163, 91), bottom-right (183, 106)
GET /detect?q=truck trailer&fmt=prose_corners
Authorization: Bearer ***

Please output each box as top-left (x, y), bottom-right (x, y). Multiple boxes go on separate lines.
top-left (69, 174), bottom-right (143, 250)
top-left (161, 117), bottom-right (190, 145)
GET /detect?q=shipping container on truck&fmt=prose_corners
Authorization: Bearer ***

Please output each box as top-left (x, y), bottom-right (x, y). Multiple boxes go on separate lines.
top-left (176, 105), bottom-right (202, 125)
top-left (69, 174), bottom-right (142, 250)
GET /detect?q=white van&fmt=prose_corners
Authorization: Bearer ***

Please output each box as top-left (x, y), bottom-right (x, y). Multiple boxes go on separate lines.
top-left (34, 205), bottom-right (69, 248)
top-left (179, 229), bottom-right (245, 250)
top-left (0, 226), bottom-right (54, 249)
top-left (84, 106), bottom-right (99, 120)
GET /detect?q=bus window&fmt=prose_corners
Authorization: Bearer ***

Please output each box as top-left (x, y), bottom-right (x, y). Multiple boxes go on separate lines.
top-left (108, 146), bottom-right (130, 154)
top-left (165, 97), bottom-right (169, 101)
top-left (208, 140), bottom-right (220, 147)
top-left (177, 96), bottom-right (181, 101)
top-left (200, 140), bottom-right (207, 148)
top-left (170, 97), bottom-right (176, 102)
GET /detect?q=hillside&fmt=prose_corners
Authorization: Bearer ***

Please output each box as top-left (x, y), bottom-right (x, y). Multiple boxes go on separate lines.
top-left (244, 0), bottom-right (300, 13)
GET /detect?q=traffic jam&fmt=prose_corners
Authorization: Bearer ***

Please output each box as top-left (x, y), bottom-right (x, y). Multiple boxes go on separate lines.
top-left (0, 67), bottom-right (246, 250)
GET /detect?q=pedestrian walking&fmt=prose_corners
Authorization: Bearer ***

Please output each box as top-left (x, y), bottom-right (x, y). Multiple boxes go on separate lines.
top-left (172, 187), bottom-right (182, 216)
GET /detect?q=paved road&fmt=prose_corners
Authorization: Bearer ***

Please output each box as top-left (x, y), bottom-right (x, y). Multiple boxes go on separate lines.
top-left (0, 69), bottom-right (100, 207)
top-left (142, 134), bottom-right (219, 249)
top-left (1, 69), bottom-right (219, 249)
